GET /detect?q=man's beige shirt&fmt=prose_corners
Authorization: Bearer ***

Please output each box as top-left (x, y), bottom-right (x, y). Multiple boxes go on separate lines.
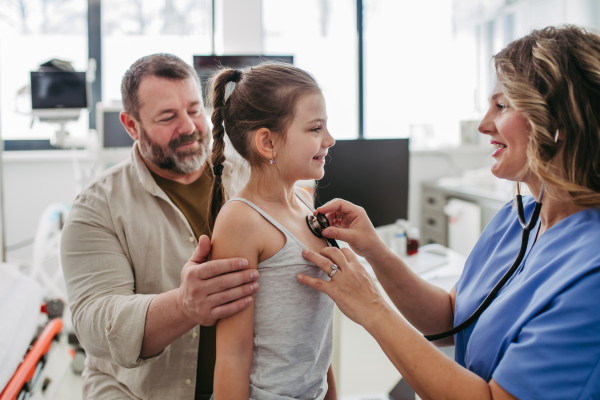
top-left (61, 142), bottom-right (249, 399)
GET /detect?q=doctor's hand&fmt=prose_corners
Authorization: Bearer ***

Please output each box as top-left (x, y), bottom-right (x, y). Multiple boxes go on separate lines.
top-left (176, 235), bottom-right (259, 326)
top-left (297, 247), bottom-right (392, 330)
top-left (315, 199), bottom-right (386, 259)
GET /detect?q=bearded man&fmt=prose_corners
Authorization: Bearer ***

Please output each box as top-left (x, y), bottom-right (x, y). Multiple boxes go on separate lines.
top-left (61, 54), bottom-right (256, 400)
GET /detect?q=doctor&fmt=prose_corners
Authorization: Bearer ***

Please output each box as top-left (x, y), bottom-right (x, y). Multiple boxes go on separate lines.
top-left (298, 26), bottom-right (600, 399)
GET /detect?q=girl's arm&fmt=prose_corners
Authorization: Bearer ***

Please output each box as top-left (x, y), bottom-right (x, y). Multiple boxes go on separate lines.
top-left (211, 203), bottom-right (263, 399)
top-left (324, 364), bottom-right (337, 400)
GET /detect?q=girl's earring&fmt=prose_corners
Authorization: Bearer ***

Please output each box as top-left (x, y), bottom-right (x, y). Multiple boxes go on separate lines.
top-left (270, 157), bottom-right (275, 165)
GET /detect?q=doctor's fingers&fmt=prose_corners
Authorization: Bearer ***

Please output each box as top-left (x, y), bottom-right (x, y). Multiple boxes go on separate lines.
top-left (321, 225), bottom-right (357, 245)
top-left (302, 247), bottom-right (348, 274)
top-left (317, 199), bottom-right (366, 224)
top-left (320, 247), bottom-right (365, 278)
top-left (317, 198), bottom-right (358, 216)
top-left (296, 274), bottom-right (332, 296)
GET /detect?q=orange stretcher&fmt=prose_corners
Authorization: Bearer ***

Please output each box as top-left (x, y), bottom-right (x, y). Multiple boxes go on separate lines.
top-left (0, 318), bottom-right (63, 400)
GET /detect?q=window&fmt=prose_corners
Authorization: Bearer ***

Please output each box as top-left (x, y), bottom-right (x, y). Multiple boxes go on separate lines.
top-left (0, 0), bottom-right (88, 140)
top-left (102, 0), bottom-right (213, 104)
top-left (263, 0), bottom-right (358, 139)
top-left (363, 0), bottom-right (476, 147)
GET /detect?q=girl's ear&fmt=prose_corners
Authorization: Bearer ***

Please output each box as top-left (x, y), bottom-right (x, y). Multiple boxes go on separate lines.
top-left (254, 128), bottom-right (275, 160)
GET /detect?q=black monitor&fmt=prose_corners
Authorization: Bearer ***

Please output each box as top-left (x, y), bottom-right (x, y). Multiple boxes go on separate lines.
top-left (96, 103), bottom-right (135, 148)
top-left (30, 71), bottom-right (87, 109)
top-left (193, 55), bottom-right (293, 96)
top-left (316, 139), bottom-right (409, 227)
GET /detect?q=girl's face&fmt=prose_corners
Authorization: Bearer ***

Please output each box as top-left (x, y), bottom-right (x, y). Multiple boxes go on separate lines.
top-left (277, 93), bottom-right (335, 181)
top-left (478, 83), bottom-right (531, 182)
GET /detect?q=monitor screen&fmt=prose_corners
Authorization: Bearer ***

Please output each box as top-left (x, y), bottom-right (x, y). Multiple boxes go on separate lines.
top-left (193, 55), bottom-right (293, 95)
top-left (31, 71), bottom-right (87, 109)
top-left (316, 139), bottom-right (409, 227)
top-left (102, 110), bottom-right (135, 148)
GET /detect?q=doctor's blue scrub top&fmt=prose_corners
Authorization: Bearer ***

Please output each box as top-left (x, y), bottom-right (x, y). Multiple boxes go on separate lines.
top-left (454, 196), bottom-right (600, 399)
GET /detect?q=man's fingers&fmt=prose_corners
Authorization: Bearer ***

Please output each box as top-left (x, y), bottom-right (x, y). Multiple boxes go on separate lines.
top-left (189, 235), bottom-right (211, 264)
top-left (211, 296), bottom-right (254, 320)
top-left (207, 282), bottom-right (259, 308)
top-left (194, 258), bottom-right (250, 280)
top-left (296, 274), bottom-right (330, 294)
top-left (205, 269), bottom-right (259, 294)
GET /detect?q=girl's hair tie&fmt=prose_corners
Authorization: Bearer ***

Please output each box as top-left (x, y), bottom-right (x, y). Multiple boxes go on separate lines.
top-left (231, 70), bottom-right (242, 83)
top-left (213, 163), bottom-right (225, 176)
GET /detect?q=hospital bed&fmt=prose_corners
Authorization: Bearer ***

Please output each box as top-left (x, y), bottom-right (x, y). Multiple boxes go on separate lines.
top-left (0, 263), bottom-right (65, 400)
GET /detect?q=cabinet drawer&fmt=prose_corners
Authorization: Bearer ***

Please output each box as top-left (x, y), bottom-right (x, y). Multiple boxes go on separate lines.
top-left (422, 189), bottom-right (446, 212)
top-left (421, 209), bottom-right (446, 235)
top-left (422, 226), bottom-right (446, 246)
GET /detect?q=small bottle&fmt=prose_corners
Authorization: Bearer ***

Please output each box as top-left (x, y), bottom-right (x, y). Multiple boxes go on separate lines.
top-left (407, 227), bottom-right (420, 255)
top-left (393, 219), bottom-right (408, 257)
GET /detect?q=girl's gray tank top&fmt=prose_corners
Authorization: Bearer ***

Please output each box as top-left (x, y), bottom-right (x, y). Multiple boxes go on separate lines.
top-left (224, 189), bottom-right (334, 400)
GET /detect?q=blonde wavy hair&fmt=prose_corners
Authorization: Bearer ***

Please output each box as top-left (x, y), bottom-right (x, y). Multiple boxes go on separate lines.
top-left (494, 25), bottom-right (600, 207)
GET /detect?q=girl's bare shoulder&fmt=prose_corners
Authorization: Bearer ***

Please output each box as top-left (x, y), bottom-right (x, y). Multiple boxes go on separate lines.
top-left (213, 200), bottom-right (264, 239)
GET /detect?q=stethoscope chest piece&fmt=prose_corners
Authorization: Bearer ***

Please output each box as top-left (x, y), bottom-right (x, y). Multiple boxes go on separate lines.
top-left (306, 213), bottom-right (340, 249)
top-left (306, 213), bottom-right (329, 237)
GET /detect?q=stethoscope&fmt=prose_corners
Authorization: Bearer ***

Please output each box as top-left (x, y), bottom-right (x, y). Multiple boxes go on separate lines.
top-left (306, 184), bottom-right (545, 342)
top-left (306, 213), bottom-right (340, 249)
top-left (425, 184), bottom-right (544, 341)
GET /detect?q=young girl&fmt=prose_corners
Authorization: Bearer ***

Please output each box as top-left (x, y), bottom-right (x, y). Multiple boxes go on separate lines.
top-left (207, 63), bottom-right (337, 399)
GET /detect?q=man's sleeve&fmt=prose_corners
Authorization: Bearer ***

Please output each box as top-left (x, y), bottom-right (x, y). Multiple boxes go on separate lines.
top-left (61, 192), bottom-right (163, 369)
top-left (492, 269), bottom-right (600, 399)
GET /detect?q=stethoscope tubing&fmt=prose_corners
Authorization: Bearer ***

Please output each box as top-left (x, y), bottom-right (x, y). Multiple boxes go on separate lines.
top-left (425, 190), bottom-right (544, 342)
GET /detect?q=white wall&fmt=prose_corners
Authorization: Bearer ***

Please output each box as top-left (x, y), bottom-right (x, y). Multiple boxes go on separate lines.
top-left (216, 0), bottom-right (263, 54)
top-left (2, 151), bottom-right (97, 264)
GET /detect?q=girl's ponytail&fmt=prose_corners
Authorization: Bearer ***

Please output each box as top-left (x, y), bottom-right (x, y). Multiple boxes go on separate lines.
top-left (208, 69), bottom-right (238, 232)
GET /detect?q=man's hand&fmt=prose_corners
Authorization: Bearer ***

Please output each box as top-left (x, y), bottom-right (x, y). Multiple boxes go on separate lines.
top-left (141, 235), bottom-right (260, 358)
top-left (176, 235), bottom-right (259, 326)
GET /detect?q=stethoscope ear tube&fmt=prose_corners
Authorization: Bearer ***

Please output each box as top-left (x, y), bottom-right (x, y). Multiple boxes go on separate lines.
top-left (425, 194), bottom-right (543, 342)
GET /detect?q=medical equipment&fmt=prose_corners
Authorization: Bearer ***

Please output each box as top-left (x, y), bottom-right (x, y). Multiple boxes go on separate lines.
top-left (316, 138), bottom-right (409, 227)
top-left (96, 102), bottom-right (135, 149)
top-left (0, 263), bottom-right (65, 400)
top-left (425, 184), bottom-right (544, 341)
top-left (306, 213), bottom-right (340, 249)
top-left (193, 55), bottom-right (294, 103)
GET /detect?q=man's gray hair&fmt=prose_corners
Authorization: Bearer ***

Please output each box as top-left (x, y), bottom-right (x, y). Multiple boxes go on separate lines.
top-left (121, 53), bottom-right (200, 121)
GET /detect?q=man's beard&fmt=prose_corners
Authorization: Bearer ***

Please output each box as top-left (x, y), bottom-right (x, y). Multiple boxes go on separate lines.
top-left (138, 125), bottom-right (210, 175)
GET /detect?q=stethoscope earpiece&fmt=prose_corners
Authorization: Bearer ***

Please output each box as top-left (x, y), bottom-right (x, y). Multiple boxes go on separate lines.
top-left (306, 213), bottom-right (340, 249)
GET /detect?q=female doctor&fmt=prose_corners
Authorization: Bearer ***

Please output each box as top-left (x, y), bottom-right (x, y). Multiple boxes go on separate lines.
top-left (298, 26), bottom-right (600, 400)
